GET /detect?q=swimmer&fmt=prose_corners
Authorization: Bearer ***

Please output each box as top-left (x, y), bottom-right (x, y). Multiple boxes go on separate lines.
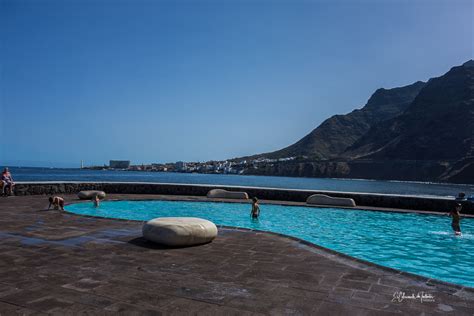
top-left (93, 195), bottom-right (100, 207)
top-left (250, 197), bottom-right (260, 219)
top-left (449, 203), bottom-right (462, 236)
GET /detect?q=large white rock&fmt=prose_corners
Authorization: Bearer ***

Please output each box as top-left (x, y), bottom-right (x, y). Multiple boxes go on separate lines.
top-left (207, 189), bottom-right (249, 200)
top-left (306, 194), bottom-right (356, 207)
top-left (77, 190), bottom-right (106, 200)
top-left (142, 217), bottom-right (218, 247)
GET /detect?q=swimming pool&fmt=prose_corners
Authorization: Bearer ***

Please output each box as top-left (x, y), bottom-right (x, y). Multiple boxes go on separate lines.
top-left (66, 200), bottom-right (474, 288)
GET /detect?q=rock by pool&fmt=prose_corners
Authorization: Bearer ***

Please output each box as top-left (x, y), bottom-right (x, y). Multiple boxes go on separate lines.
top-left (78, 190), bottom-right (106, 200)
top-left (142, 217), bottom-right (218, 247)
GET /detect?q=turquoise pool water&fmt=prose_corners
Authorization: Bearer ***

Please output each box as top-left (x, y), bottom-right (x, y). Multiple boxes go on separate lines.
top-left (66, 200), bottom-right (474, 288)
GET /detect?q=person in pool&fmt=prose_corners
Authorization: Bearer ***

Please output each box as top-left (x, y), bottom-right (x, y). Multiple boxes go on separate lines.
top-left (449, 203), bottom-right (462, 235)
top-left (93, 195), bottom-right (100, 207)
top-left (48, 196), bottom-right (64, 211)
top-left (251, 197), bottom-right (260, 219)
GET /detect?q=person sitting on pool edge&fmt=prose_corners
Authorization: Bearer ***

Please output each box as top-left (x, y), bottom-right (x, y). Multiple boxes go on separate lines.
top-left (93, 194), bottom-right (100, 207)
top-left (251, 197), bottom-right (260, 219)
top-left (48, 196), bottom-right (64, 211)
top-left (449, 203), bottom-right (463, 235)
top-left (1, 168), bottom-right (15, 196)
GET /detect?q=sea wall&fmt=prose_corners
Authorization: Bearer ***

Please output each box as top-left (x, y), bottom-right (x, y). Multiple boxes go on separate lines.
top-left (12, 182), bottom-right (473, 214)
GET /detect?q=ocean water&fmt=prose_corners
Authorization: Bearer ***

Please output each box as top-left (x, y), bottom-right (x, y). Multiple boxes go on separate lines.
top-left (66, 200), bottom-right (474, 288)
top-left (9, 167), bottom-right (474, 197)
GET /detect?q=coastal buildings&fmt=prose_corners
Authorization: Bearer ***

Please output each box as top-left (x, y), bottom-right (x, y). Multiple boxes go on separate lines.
top-left (175, 161), bottom-right (187, 172)
top-left (109, 160), bottom-right (131, 169)
top-left (87, 157), bottom-right (296, 175)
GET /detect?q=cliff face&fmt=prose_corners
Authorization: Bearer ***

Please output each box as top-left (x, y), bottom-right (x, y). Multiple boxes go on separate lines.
top-left (244, 81), bottom-right (426, 160)
top-left (344, 61), bottom-right (474, 161)
top-left (241, 60), bottom-right (474, 183)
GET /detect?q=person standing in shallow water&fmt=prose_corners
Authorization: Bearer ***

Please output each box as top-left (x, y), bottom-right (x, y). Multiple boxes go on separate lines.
top-left (93, 195), bottom-right (100, 208)
top-left (251, 197), bottom-right (260, 219)
top-left (449, 203), bottom-right (463, 235)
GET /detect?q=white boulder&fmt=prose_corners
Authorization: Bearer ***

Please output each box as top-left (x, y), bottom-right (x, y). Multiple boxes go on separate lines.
top-left (77, 190), bottom-right (106, 200)
top-left (207, 189), bottom-right (249, 200)
top-left (142, 217), bottom-right (218, 247)
top-left (306, 194), bottom-right (356, 207)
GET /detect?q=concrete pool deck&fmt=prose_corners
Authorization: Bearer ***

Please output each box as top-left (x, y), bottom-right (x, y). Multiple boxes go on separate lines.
top-left (0, 195), bottom-right (473, 315)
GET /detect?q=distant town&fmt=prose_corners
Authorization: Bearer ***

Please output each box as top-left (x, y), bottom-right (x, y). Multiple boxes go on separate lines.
top-left (83, 158), bottom-right (297, 175)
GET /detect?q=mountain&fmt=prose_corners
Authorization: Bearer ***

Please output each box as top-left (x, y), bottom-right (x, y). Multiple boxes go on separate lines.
top-left (344, 60), bottom-right (474, 161)
top-left (243, 81), bottom-right (426, 160)
top-left (239, 60), bottom-right (474, 183)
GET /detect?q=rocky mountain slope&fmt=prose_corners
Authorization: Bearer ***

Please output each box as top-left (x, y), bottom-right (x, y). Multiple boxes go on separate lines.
top-left (344, 60), bottom-right (473, 161)
top-left (244, 81), bottom-right (426, 160)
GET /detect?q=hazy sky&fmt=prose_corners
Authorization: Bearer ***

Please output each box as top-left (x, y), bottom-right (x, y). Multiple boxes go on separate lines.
top-left (1, 0), bottom-right (472, 167)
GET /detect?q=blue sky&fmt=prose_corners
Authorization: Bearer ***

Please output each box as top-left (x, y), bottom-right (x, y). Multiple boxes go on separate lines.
top-left (0, 0), bottom-right (472, 167)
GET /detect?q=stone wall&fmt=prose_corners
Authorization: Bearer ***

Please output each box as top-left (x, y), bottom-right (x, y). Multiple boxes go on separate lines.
top-left (13, 182), bottom-right (473, 214)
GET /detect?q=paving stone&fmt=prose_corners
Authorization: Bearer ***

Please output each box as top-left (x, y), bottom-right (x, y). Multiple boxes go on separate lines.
top-left (336, 279), bottom-right (373, 292)
top-left (104, 302), bottom-right (163, 314)
top-left (0, 284), bottom-right (21, 298)
top-left (197, 304), bottom-right (264, 316)
top-left (315, 301), bottom-right (372, 316)
top-left (0, 301), bottom-right (42, 316)
top-left (47, 302), bottom-right (106, 315)
top-left (26, 296), bottom-right (75, 313)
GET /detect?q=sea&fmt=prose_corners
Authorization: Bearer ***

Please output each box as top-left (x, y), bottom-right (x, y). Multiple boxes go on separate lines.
top-left (8, 167), bottom-right (474, 198)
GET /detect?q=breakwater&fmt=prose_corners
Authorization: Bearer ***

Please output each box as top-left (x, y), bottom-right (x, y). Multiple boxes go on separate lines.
top-left (12, 182), bottom-right (473, 214)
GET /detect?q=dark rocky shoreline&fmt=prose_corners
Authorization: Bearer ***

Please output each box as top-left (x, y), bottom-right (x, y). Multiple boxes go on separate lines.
top-left (243, 158), bottom-right (474, 184)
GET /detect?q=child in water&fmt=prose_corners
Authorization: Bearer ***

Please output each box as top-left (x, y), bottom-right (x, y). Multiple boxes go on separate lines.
top-left (449, 203), bottom-right (462, 235)
top-left (93, 195), bottom-right (100, 207)
top-left (251, 197), bottom-right (260, 219)
top-left (48, 196), bottom-right (64, 211)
